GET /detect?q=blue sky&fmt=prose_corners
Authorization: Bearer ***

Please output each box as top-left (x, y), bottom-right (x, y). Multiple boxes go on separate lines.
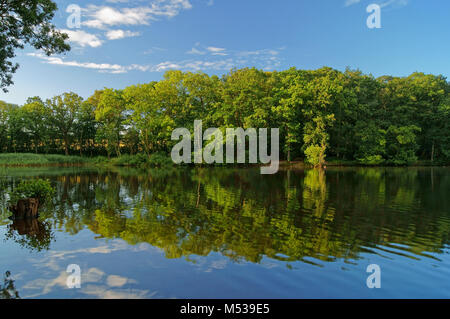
top-left (2, 0), bottom-right (449, 105)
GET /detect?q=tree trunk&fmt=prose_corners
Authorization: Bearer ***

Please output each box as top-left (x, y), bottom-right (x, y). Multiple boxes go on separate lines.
top-left (431, 141), bottom-right (435, 162)
top-left (64, 135), bottom-right (69, 156)
top-left (9, 198), bottom-right (40, 219)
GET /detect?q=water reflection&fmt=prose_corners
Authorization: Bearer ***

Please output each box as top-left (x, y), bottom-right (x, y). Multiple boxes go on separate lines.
top-left (1, 167), bottom-right (449, 265)
top-left (5, 219), bottom-right (54, 252)
top-left (0, 271), bottom-right (20, 299)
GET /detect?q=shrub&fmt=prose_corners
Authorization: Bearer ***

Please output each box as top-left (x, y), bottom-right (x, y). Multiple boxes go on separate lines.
top-left (9, 179), bottom-right (55, 205)
top-left (110, 154), bottom-right (149, 166)
top-left (357, 155), bottom-right (385, 165)
top-left (304, 144), bottom-right (326, 167)
top-left (148, 152), bottom-right (172, 167)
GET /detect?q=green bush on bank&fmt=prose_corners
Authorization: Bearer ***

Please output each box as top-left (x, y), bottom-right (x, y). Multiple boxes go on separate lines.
top-left (89, 153), bottom-right (172, 168)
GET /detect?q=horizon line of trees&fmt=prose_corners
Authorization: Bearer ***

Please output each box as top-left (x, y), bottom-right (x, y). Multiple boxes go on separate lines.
top-left (1, 66), bottom-right (450, 166)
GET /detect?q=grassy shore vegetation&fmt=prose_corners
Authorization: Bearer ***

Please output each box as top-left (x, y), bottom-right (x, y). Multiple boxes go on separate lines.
top-left (1, 67), bottom-right (450, 167)
top-left (0, 153), bottom-right (172, 167)
top-left (0, 153), bottom-right (89, 165)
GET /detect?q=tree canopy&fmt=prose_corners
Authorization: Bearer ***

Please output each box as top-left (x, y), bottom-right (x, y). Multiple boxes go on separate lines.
top-left (0, 0), bottom-right (70, 91)
top-left (0, 67), bottom-right (449, 166)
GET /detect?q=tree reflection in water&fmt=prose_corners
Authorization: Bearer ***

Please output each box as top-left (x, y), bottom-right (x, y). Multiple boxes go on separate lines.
top-left (1, 167), bottom-right (449, 264)
top-left (5, 219), bottom-right (54, 252)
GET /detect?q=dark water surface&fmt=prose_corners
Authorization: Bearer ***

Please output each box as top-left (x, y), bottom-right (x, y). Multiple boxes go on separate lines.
top-left (0, 166), bottom-right (449, 298)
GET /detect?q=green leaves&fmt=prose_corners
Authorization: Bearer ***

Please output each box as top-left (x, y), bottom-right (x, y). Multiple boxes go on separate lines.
top-left (94, 88), bottom-right (127, 157)
top-left (9, 179), bottom-right (55, 205)
top-left (385, 125), bottom-right (421, 165)
top-left (0, 0), bottom-right (70, 91)
top-left (0, 66), bottom-right (449, 165)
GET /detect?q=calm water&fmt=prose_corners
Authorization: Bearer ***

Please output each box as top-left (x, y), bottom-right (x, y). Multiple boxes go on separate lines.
top-left (0, 166), bottom-right (449, 299)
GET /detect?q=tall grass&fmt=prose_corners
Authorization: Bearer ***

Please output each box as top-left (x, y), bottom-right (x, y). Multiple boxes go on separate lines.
top-left (0, 152), bottom-right (173, 167)
top-left (0, 153), bottom-right (89, 165)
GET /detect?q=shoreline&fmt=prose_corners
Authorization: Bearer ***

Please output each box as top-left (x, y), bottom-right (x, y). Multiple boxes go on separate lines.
top-left (0, 155), bottom-right (448, 169)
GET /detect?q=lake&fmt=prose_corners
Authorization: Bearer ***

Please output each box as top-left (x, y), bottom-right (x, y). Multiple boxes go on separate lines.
top-left (0, 166), bottom-right (449, 298)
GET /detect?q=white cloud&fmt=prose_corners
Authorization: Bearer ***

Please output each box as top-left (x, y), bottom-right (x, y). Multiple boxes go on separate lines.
top-left (186, 47), bottom-right (206, 55)
top-left (143, 46), bottom-right (166, 54)
top-left (83, 6), bottom-right (151, 28)
top-left (182, 59), bottom-right (235, 71)
top-left (207, 47), bottom-right (228, 56)
top-left (106, 275), bottom-right (136, 287)
top-left (81, 285), bottom-right (151, 299)
top-left (59, 29), bottom-right (103, 48)
top-left (380, 0), bottom-right (409, 8)
top-left (28, 44), bottom-right (285, 74)
top-left (28, 53), bottom-right (126, 73)
top-left (106, 29), bottom-right (141, 40)
top-left (83, 0), bottom-right (193, 29)
top-left (206, 46), bottom-right (226, 53)
top-left (151, 61), bottom-right (182, 72)
top-left (236, 49), bottom-right (279, 57)
top-left (345, 0), bottom-right (360, 6)
top-left (22, 267), bottom-right (148, 299)
top-left (344, 0), bottom-right (409, 8)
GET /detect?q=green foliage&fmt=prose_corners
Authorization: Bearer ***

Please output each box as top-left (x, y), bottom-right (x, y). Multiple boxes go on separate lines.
top-left (5, 220), bottom-right (54, 252)
top-left (148, 152), bottom-right (172, 167)
top-left (9, 179), bottom-right (55, 205)
top-left (95, 88), bottom-right (127, 157)
top-left (0, 153), bottom-right (88, 165)
top-left (0, 0), bottom-right (70, 91)
top-left (0, 68), bottom-right (449, 166)
top-left (94, 153), bottom-right (171, 168)
top-left (304, 145), bottom-right (325, 167)
top-left (355, 123), bottom-right (387, 165)
top-left (110, 154), bottom-right (148, 166)
top-left (47, 92), bottom-right (83, 156)
top-left (386, 125), bottom-right (421, 165)
top-left (357, 155), bottom-right (385, 166)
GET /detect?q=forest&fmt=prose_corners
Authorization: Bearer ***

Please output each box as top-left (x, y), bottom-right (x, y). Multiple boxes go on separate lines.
top-left (1, 66), bottom-right (449, 166)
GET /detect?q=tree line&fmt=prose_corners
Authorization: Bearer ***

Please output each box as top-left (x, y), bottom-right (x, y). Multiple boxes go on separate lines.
top-left (1, 67), bottom-right (449, 166)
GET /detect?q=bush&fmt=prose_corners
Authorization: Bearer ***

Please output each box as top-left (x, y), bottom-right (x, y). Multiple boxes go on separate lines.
top-left (89, 156), bottom-right (108, 164)
top-left (357, 155), bottom-right (385, 165)
top-left (304, 144), bottom-right (326, 167)
top-left (148, 152), bottom-right (172, 167)
top-left (9, 179), bottom-right (55, 205)
top-left (110, 153), bottom-right (148, 166)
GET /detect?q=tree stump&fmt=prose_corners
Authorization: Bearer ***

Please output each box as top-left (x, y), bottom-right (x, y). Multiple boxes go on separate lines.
top-left (8, 198), bottom-right (40, 219)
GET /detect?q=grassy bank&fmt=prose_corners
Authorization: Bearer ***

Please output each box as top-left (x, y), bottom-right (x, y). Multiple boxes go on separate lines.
top-left (0, 153), bottom-right (172, 168)
top-left (0, 153), bottom-right (90, 166)
top-left (92, 153), bottom-right (172, 167)
top-left (0, 153), bottom-right (448, 168)
top-left (279, 159), bottom-right (449, 169)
